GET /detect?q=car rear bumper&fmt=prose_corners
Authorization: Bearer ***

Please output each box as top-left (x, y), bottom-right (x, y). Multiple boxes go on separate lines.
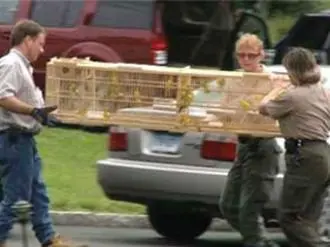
top-left (97, 158), bottom-right (283, 207)
top-left (97, 158), bottom-right (229, 205)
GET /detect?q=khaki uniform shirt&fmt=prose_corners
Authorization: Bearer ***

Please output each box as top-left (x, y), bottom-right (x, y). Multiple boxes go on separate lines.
top-left (264, 83), bottom-right (330, 140)
top-left (0, 49), bottom-right (44, 133)
top-left (236, 64), bottom-right (282, 168)
top-left (238, 64), bottom-right (271, 142)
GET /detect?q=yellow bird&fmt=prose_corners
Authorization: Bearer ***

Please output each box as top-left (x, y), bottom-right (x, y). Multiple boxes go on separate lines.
top-left (239, 100), bottom-right (250, 111)
top-left (103, 111), bottom-right (111, 119)
top-left (133, 89), bottom-right (141, 103)
top-left (216, 78), bottom-right (226, 87)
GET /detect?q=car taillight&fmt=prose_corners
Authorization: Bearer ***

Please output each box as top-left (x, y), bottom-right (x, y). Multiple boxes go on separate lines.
top-left (201, 137), bottom-right (237, 162)
top-left (108, 126), bottom-right (128, 151)
top-left (151, 37), bottom-right (167, 65)
top-left (151, 2), bottom-right (167, 65)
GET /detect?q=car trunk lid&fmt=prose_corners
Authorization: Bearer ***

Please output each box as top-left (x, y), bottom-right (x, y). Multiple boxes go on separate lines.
top-left (109, 106), bottom-right (236, 167)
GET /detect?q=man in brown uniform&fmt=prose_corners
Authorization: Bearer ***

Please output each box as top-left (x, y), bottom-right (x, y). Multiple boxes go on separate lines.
top-left (259, 47), bottom-right (330, 247)
top-left (219, 34), bottom-right (282, 247)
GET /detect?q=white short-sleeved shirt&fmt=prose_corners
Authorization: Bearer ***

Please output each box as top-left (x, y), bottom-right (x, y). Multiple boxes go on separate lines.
top-left (0, 49), bottom-right (44, 133)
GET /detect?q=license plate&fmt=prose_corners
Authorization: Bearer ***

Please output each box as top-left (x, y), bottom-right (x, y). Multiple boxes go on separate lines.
top-left (151, 133), bottom-right (182, 154)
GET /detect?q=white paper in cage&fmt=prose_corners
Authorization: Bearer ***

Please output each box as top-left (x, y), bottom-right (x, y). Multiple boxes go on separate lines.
top-left (86, 111), bottom-right (104, 119)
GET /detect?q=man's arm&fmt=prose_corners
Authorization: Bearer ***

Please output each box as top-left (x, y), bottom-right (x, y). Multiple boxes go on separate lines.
top-left (0, 96), bottom-right (33, 115)
top-left (259, 87), bottom-right (288, 116)
top-left (258, 90), bottom-right (293, 119)
top-left (0, 63), bottom-right (34, 115)
top-left (0, 63), bottom-right (57, 123)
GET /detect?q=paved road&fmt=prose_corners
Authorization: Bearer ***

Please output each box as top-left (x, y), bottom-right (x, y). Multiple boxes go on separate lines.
top-left (8, 225), bottom-right (289, 247)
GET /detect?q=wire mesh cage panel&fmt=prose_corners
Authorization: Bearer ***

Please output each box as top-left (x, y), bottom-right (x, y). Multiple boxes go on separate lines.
top-left (78, 63), bottom-right (182, 115)
top-left (108, 68), bottom-right (290, 136)
top-left (194, 72), bottom-right (289, 136)
top-left (45, 57), bottom-right (92, 124)
top-left (46, 58), bottom-right (195, 125)
top-left (45, 58), bottom-right (290, 135)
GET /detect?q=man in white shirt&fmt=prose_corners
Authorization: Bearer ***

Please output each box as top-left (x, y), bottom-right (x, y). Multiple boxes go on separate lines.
top-left (0, 19), bottom-right (86, 247)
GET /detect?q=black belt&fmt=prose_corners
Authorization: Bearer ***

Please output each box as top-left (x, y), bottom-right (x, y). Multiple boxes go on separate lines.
top-left (285, 138), bottom-right (326, 154)
top-left (0, 127), bottom-right (36, 136)
top-left (238, 135), bottom-right (271, 144)
top-left (286, 138), bottom-right (326, 145)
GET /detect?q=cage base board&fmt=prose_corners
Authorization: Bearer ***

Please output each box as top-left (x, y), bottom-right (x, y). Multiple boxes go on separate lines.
top-left (109, 120), bottom-right (281, 137)
top-left (52, 113), bottom-right (111, 127)
top-left (108, 116), bottom-right (281, 137)
top-left (52, 110), bottom-right (280, 137)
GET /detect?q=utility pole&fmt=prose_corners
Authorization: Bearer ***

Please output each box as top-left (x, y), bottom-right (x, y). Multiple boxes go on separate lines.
top-left (12, 201), bottom-right (32, 247)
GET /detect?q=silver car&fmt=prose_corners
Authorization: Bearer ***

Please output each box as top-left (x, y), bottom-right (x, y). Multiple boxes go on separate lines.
top-left (97, 65), bottom-right (330, 242)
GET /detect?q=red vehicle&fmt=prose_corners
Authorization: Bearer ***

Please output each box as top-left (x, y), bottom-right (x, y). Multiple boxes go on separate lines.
top-left (0, 0), bottom-right (271, 95)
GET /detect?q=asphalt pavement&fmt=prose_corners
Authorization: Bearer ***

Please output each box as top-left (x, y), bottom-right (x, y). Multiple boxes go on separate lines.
top-left (7, 225), bottom-right (289, 247)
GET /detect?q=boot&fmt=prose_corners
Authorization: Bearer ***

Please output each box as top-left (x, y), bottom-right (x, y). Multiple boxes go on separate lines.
top-left (42, 235), bottom-right (88, 247)
top-left (244, 240), bottom-right (280, 247)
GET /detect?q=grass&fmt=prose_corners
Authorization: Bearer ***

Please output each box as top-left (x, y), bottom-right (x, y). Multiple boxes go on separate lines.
top-left (267, 1), bottom-right (330, 44)
top-left (267, 15), bottom-right (295, 44)
top-left (36, 127), bottom-right (145, 214)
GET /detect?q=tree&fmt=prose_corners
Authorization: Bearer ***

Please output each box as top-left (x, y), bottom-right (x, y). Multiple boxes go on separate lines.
top-left (233, 0), bottom-right (319, 18)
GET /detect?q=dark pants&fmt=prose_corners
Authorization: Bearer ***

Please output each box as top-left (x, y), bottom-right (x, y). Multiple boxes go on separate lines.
top-left (0, 184), bottom-right (3, 202)
top-left (279, 140), bottom-right (330, 247)
top-left (0, 132), bottom-right (55, 243)
top-left (220, 138), bottom-right (281, 246)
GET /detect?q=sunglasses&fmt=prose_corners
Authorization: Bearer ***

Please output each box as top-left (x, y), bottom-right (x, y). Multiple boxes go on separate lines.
top-left (236, 52), bottom-right (260, 59)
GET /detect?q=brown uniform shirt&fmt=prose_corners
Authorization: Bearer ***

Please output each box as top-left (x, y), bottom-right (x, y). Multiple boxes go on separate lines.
top-left (264, 83), bottom-right (330, 140)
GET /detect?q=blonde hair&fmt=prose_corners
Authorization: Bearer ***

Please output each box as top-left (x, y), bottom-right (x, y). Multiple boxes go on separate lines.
top-left (282, 47), bottom-right (320, 85)
top-left (235, 33), bottom-right (263, 52)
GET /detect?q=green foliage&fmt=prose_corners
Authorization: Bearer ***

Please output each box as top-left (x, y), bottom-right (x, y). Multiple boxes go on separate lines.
top-left (265, 1), bottom-right (330, 43)
top-left (233, 0), bottom-right (328, 18)
top-left (268, 0), bottom-right (318, 17)
top-left (267, 15), bottom-right (295, 43)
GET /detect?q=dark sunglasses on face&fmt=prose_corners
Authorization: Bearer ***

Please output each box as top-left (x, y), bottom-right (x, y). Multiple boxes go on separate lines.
top-left (236, 52), bottom-right (260, 59)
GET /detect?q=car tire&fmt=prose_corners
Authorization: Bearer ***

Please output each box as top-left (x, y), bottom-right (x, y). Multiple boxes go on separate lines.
top-left (147, 203), bottom-right (212, 243)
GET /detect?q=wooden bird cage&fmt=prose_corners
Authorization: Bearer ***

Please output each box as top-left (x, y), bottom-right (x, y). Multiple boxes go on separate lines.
top-left (45, 57), bottom-right (291, 136)
top-left (109, 69), bottom-right (291, 136)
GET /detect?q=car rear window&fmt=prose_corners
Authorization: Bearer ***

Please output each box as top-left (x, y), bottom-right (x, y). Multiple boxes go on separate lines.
top-left (0, 0), bottom-right (19, 25)
top-left (30, 0), bottom-right (84, 27)
top-left (90, 1), bottom-right (153, 29)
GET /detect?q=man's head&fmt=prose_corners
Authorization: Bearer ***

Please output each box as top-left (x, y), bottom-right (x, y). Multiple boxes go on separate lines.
top-left (282, 47), bottom-right (320, 86)
top-left (10, 19), bottom-right (46, 62)
top-left (235, 33), bottom-right (264, 72)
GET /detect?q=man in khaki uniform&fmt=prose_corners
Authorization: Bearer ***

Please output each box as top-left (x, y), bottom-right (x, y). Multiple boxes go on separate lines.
top-left (219, 34), bottom-right (282, 247)
top-left (259, 47), bottom-right (330, 247)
